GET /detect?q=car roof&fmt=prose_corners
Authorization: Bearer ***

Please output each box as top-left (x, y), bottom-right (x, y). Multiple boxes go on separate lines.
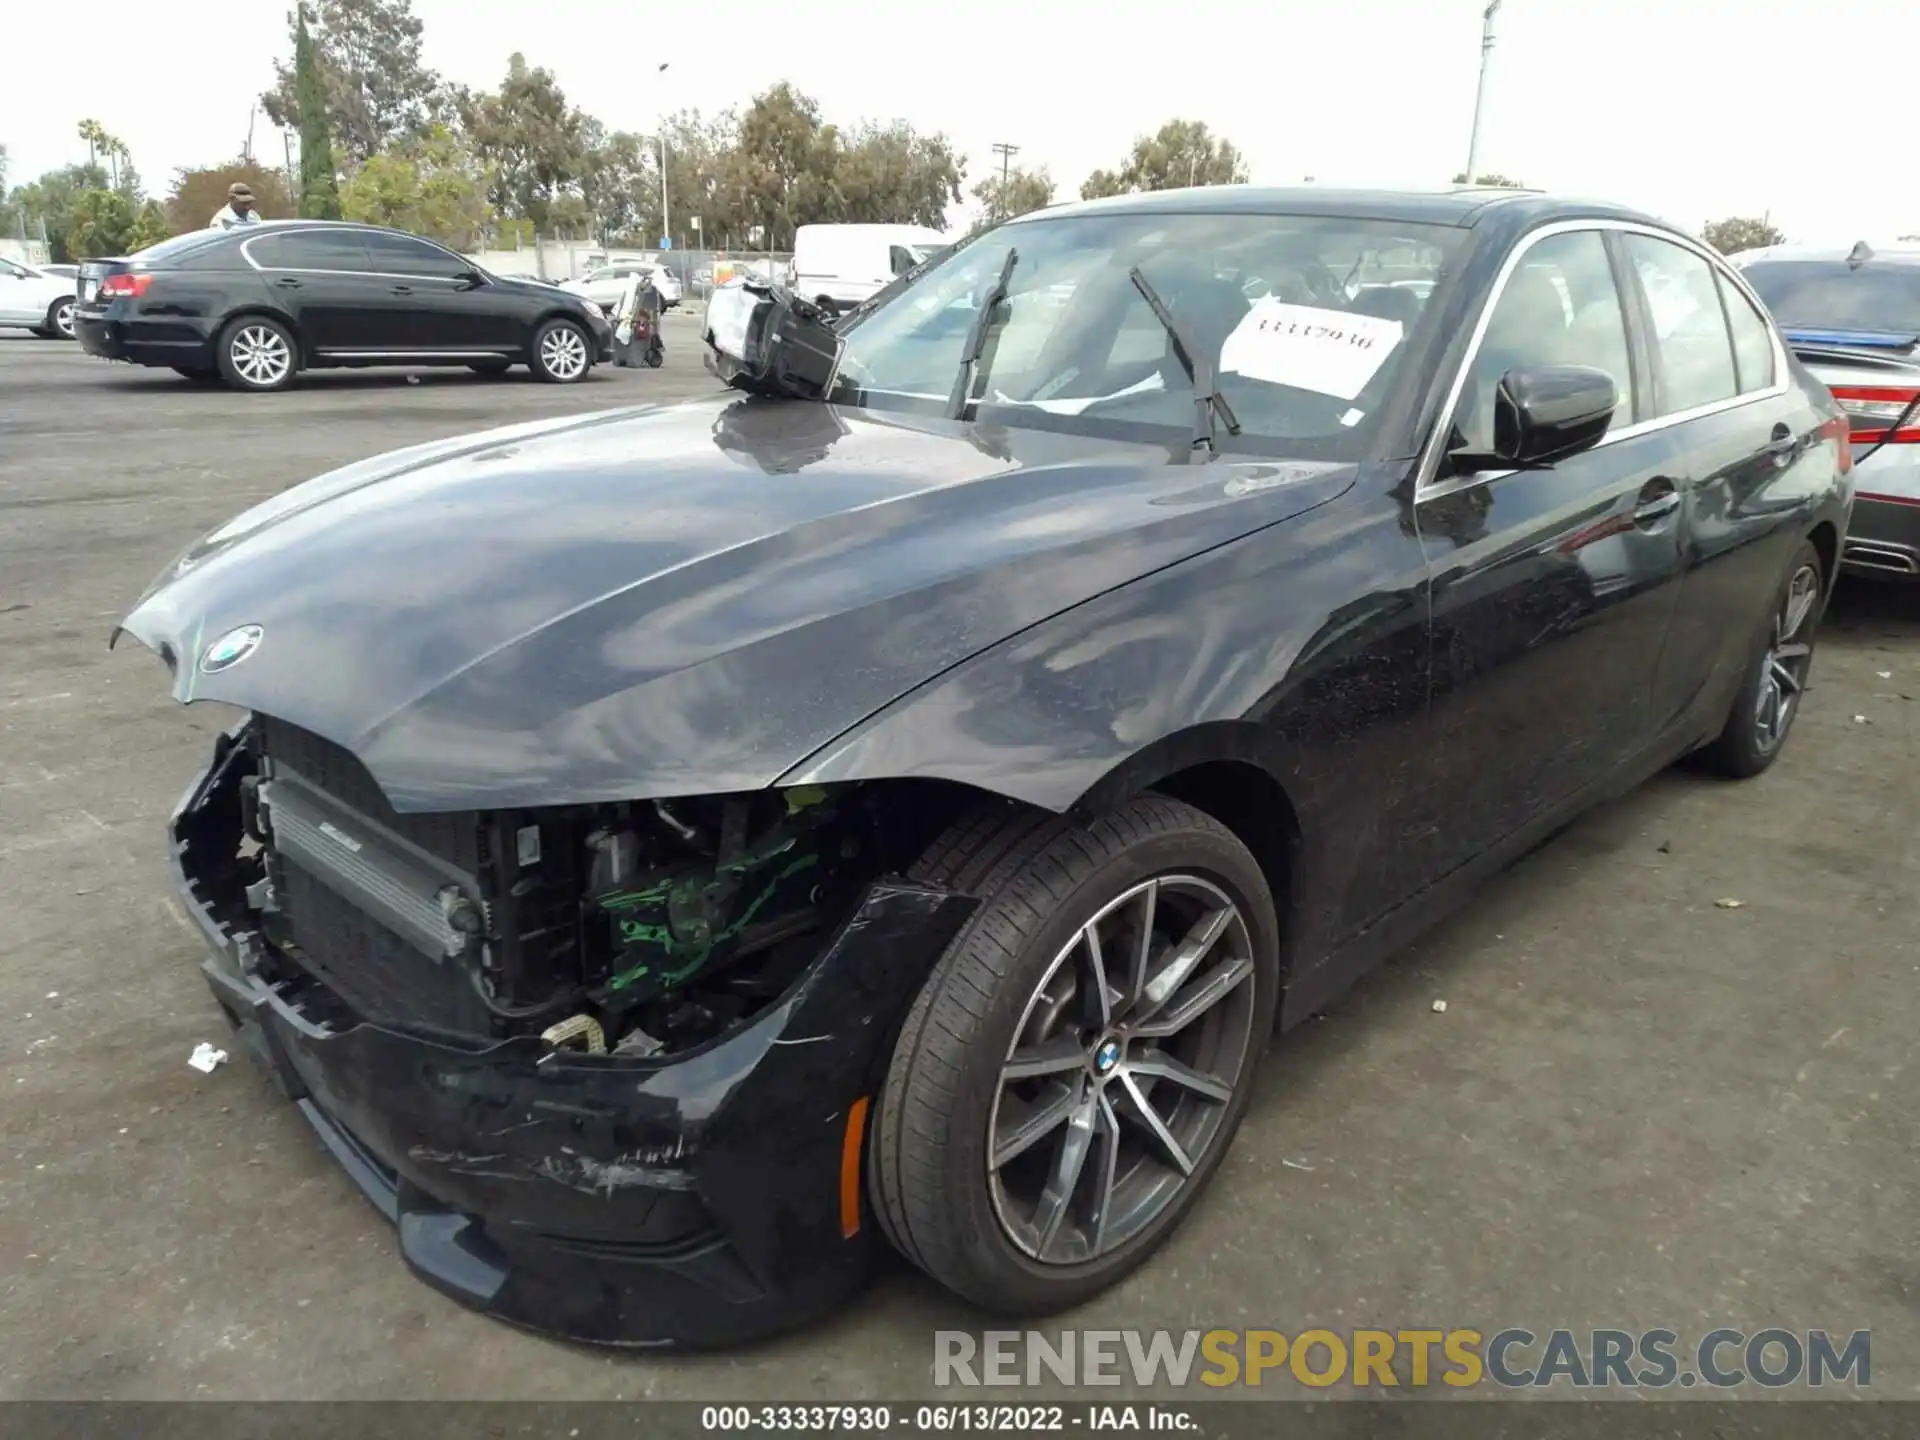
top-left (1010, 185), bottom-right (1666, 231)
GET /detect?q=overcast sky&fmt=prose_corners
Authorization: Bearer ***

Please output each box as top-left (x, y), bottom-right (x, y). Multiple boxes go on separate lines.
top-left (6, 0), bottom-right (1917, 242)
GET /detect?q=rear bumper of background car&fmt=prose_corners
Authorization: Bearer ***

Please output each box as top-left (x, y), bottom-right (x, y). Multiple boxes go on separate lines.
top-left (170, 725), bottom-right (972, 1347)
top-left (1843, 446), bottom-right (1920, 578)
top-left (73, 307), bottom-right (216, 368)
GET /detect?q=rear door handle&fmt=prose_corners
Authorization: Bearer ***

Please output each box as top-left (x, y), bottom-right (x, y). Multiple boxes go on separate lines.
top-left (1764, 422), bottom-right (1796, 462)
top-left (1633, 479), bottom-right (1681, 526)
top-left (389, 285), bottom-right (413, 295)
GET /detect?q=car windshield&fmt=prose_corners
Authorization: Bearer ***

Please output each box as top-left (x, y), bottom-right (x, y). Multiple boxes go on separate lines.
top-left (831, 211), bottom-right (1462, 456)
top-left (1740, 258), bottom-right (1920, 334)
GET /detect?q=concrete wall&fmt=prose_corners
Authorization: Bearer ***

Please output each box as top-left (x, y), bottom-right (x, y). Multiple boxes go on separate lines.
top-left (0, 238), bottom-right (53, 267)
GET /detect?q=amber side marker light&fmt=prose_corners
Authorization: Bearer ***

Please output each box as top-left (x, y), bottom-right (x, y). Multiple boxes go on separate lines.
top-left (840, 1096), bottom-right (871, 1238)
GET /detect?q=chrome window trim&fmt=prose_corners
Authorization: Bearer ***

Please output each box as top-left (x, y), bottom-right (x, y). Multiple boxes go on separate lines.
top-left (1414, 218), bottom-right (1792, 502)
top-left (240, 229), bottom-right (474, 284)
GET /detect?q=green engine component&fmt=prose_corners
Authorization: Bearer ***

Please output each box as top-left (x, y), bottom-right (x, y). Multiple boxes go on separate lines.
top-left (596, 824), bottom-right (823, 1000)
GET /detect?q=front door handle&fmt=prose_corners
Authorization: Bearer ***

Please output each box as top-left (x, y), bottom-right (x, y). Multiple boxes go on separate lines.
top-left (273, 276), bottom-right (301, 290)
top-left (389, 285), bottom-right (413, 295)
top-left (1633, 479), bottom-right (1681, 527)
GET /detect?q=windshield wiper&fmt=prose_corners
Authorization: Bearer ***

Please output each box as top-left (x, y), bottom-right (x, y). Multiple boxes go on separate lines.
top-left (947, 247), bottom-right (1019, 419)
top-left (1128, 266), bottom-right (1241, 462)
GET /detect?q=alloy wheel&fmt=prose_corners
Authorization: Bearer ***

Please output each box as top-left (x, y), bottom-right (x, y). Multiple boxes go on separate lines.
top-left (540, 325), bottom-right (588, 380)
top-left (1753, 563), bottom-right (1818, 753)
top-left (54, 302), bottom-right (75, 338)
top-left (231, 325), bottom-right (292, 387)
top-left (987, 874), bottom-right (1257, 1266)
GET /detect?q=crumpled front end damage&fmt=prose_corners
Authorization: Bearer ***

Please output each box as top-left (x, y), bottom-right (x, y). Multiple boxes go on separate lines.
top-left (173, 718), bottom-right (973, 1347)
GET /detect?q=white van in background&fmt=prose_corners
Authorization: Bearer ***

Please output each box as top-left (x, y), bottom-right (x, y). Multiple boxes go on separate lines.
top-left (791, 224), bottom-right (950, 315)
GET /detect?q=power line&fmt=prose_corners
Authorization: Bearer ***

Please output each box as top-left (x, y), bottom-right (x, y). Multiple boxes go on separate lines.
top-left (990, 141), bottom-right (1020, 221)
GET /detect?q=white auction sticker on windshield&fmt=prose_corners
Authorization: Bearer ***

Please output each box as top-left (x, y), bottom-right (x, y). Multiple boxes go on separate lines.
top-left (1219, 300), bottom-right (1404, 401)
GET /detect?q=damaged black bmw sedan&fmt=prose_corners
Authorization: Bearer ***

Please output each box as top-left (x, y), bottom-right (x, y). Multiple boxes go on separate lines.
top-left (118, 188), bottom-right (1852, 1347)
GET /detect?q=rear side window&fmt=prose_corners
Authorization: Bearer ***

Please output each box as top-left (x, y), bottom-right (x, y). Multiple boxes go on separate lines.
top-left (1739, 260), bottom-right (1920, 334)
top-left (1623, 235), bottom-right (1737, 416)
top-left (1717, 273), bottom-right (1776, 393)
top-left (362, 232), bottom-right (470, 278)
top-left (132, 231), bottom-right (233, 265)
top-left (248, 230), bottom-right (373, 272)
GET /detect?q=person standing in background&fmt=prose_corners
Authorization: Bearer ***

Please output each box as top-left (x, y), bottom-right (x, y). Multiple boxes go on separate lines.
top-left (209, 183), bottom-right (262, 230)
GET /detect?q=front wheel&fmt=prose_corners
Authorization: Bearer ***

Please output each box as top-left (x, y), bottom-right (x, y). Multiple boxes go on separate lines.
top-left (870, 795), bottom-right (1279, 1314)
top-left (1696, 538), bottom-right (1825, 778)
top-left (215, 316), bottom-right (298, 391)
top-left (529, 318), bottom-right (592, 383)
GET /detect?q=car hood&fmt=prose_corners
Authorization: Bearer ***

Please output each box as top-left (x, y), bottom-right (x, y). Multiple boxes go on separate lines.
top-left (118, 397), bottom-right (1354, 811)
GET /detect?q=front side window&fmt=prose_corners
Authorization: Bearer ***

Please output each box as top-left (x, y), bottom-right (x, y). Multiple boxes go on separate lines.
top-left (1624, 234), bottom-right (1738, 416)
top-left (361, 231), bottom-right (470, 278)
top-left (833, 212), bottom-right (1462, 457)
top-left (1718, 272), bottom-right (1776, 393)
top-left (1455, 229), bottom-right (1637, 451)
top-left (249, 230), bottom-right (373, 272)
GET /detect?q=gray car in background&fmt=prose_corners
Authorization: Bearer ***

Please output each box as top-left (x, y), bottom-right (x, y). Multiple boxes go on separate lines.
top-left (1734, 241), bottom-right (1920, 577)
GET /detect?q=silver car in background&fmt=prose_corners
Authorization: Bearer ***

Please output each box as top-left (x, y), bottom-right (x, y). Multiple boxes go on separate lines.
top-left (1734, 241), bottom-right (1920, 578)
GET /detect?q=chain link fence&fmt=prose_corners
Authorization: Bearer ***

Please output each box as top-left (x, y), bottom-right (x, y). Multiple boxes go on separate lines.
top-left (465, 232), bottom-right (791, 308)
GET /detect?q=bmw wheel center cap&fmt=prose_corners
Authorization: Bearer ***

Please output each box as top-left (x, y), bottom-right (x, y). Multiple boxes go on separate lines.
top-left (200, 624), bottom-right (264, 674)
top-left (1094, 1039), bottom-right (1122, 1075)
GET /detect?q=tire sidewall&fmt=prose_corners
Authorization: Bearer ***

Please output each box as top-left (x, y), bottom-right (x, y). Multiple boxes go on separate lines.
top-left (1715, 537), bottom-right (1825, 775)
top-left (531, 318), bottom-right (591, 383)
top-left (49, 299), bottom-right (76, 338)
top-left (216, 316), bottom-right (297, 392)
top-left (912, 815), bottom-right (1279, 1311)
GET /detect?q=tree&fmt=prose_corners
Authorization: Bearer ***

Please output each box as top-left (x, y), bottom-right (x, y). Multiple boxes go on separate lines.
top-left (168, 163), bottom-right (296, 233)
top-left (8, 164), bottom-right (109, 261)
top-left (262, 0), bottom-right (442, 164)
top-left (454, 54), bottom-right (590, 228)
top-left (127, 199), bottom-right (171, 253)
top-left (295, 6), bottom-right (343, 219)
top-left (722, 83), bottom-right (843, 251)
top-left (836, 121), bottom-right (966, 229)
top-left (0, 145), bottom-right (15, 236)
top-left (1080, 119), bottom-right (1249, 200)
top-left (971, 165), bottom-right (1054, 225)
top-left (577, 124), bottom-right (651, 243)
top-left (340, 127), bottom-right (494, 247)
top-left (66, 189), bottom-right (138, 259)
top-left (76, 120), bottom-right (140, 195)
top-left (1702, 215), bottom-right (1785, 255)
top-left (1451, 172), bottom-right (1526, 187)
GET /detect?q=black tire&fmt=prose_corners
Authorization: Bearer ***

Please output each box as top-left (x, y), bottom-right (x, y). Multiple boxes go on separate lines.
top-left (214, 315), bottom-right (298, 392)
top-left (467, 360), bottom-right (512, 377)
top-left (529, 317), bottom-right (593, 383)
top-left (869, 794), bottom-right (1279, 1314)
top-left (644, 337), bottom-right (664, 369)
top-left (44, 298), bottom-right (76, 339)
top-left (814, 296), bottom-right (838, 318)
top-left (1696, 537), bottom-right (1825, 778)
top-left (172, 366), bottom-right (221, 384)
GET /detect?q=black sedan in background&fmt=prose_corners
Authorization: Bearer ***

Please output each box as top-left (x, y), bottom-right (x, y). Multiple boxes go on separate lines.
top-left (73, 221), bottom-right (612, 391)
top-left (117, 189), bottom-right (1850, 1347)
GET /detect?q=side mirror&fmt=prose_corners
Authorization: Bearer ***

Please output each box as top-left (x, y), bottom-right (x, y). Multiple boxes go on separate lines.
top-left (1461, 364), bottom-right (1616, 470)
top-left (453, 269), bottom-right (486, 290)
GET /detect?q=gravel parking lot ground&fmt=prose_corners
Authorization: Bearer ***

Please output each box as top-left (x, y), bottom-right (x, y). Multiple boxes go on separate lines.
top-left (1, 322), bottom-right (1914, 1401)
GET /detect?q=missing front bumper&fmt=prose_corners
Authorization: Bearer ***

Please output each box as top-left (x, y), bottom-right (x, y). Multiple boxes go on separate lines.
top-left (171, 722), bottom-right (973, 1347)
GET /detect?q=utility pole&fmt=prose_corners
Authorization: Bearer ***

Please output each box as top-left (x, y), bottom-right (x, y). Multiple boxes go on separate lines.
top-left (990, 141), bottom-right (1019, 221)
top-left (655, 63), bottom-right (672, 254)
top-left (1463, 0), bottom-right (1503, 185)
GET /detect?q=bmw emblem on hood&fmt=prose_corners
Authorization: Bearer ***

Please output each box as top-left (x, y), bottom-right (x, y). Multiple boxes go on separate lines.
top-left (200, 624), bottom-right (264, 675)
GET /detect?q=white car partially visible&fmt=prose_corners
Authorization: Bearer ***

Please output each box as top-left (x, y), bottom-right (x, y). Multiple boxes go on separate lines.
top-left (560, 262), bottom-right (682, 312)
top-left (0, 256), bottom-right (79, 339)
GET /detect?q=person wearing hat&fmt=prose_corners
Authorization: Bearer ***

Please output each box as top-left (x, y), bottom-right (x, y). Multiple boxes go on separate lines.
top-left (209, 183), bottom-right (263, 230)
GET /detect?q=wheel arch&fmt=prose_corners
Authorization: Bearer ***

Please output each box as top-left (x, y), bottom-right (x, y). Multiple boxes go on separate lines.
top-left (1807, 518), bottom-right (1838, 593)
top-left (1065, 721), bottom-right (1303, 963)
